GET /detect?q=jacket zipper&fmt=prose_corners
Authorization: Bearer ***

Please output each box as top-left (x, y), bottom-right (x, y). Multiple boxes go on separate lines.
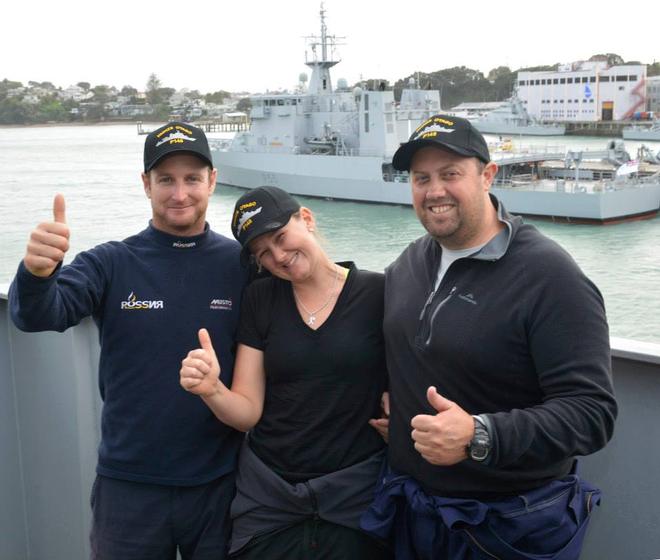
top-left (417, 286), bottom-right (457, 347)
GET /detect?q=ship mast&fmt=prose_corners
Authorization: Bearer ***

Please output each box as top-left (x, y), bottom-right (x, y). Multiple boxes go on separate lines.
top-left (304, 3), bottom-right (344, 95)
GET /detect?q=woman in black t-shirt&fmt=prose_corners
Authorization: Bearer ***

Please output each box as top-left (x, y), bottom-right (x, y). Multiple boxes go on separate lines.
top-left (181, 186), bottom-right (390, 559)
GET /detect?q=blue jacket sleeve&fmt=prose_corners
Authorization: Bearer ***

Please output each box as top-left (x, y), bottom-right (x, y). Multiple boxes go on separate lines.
top-left (9, 248), bottom-right (109, 333)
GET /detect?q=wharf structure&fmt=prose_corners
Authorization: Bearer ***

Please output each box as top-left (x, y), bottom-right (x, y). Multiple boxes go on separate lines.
top-left (517, 62), bottom-right (647, 122)
top-left (136, 115), bottom-right (250, 135)
top-left (646, 75), bottom-right (660, 113)
top-left (2, 286), bottom-right (660, 558)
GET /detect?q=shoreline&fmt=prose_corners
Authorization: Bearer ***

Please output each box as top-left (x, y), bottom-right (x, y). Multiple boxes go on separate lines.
top-left (0, 120), bottom-right (163, 130)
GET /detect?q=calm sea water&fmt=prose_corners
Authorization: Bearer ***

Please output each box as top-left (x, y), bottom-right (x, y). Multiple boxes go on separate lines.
top-left (1, 124), bottom-right (659, 344)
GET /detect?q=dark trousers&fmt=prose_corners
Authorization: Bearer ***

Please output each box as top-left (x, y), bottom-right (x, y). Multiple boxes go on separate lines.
top-left (90, 472), bottom-right (235, 560)
top-left (230, 518), bottom-right (392, 560)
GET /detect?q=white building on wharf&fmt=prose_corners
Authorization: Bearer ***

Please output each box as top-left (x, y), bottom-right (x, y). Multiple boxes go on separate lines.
top-left (517, 62), bottom-right (647, 122)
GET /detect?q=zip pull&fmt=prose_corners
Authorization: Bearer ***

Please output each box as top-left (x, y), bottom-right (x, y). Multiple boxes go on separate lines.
top-left (419, 289), bottom-right (436, 320)
top-left (424, 286), bottom-right (457, 346)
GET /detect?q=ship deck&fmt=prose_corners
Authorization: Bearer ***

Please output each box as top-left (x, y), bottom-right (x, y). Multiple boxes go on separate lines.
top-left (3, 287), bottom-right (659, 559)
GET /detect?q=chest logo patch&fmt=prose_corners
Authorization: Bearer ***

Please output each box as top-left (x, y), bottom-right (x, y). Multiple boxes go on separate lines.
top-left (120, 292), bottom-right (164, 310)
top-left (458, 293), bottom-right (477, 305)
top-left (210, 298), bottom-right (233, 311)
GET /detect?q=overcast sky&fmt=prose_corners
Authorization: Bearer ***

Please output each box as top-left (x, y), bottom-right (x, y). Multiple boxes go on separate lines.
top-left (5, 0), bottom-right (657, 94)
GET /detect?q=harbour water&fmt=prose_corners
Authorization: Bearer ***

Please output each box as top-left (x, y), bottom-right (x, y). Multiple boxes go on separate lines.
top-left (1, 124), bottom-right (659, 344)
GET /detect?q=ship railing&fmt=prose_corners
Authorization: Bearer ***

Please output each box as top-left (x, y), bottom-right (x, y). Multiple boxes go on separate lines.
top-left (495, 151), bottom-right (566, 166)
top-left (3, 287), bottom-right (660, 560)
top-left (493, 143), bottom-right (567, 155)
top-left (302, 104), bottom-right (361, 114)
top-left (225, 145), bottom-right (392, 158)
top-left (208, 138), bottom-right (233, 151)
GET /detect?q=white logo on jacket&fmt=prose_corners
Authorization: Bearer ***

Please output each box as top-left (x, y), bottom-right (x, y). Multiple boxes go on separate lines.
top-left (120, 292), bottom-right (164, 310)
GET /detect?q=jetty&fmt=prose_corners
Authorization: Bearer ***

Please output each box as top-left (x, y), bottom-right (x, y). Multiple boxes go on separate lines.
top-left (563, 120), bottom-right (652, 137)
top-left (137, 118), bottom-right (251, 136)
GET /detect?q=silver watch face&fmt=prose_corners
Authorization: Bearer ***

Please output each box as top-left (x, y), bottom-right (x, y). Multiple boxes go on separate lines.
top-left (469, 419), bottom-right (491, 461)
top-left (469, 440), bottom-right (490, 461)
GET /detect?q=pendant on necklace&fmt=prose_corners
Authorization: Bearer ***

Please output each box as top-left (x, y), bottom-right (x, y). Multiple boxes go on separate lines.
top-left (308, 315), bottom-right (316, 325)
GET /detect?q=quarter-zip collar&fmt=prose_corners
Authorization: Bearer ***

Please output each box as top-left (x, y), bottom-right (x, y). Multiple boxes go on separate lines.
top-left (415, 195), bottom-right (520, 349)
top-left (144, 220), bottom-right (211, 250)
top-left (421, 195), bottom-right (520, 280)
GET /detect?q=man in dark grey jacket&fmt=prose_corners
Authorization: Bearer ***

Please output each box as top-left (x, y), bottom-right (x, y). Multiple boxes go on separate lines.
top-left (362, 115), bottom-right (617, 560)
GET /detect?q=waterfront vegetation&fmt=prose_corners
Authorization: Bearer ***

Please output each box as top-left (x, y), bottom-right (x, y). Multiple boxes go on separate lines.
top-left (2, 56), bottom-right (658, 126)
top-left (0, 73), bottom-right (243, 126)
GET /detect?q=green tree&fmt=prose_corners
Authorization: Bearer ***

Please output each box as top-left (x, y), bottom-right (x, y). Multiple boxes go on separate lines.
top-left (0, 97), bottom-right (31, 124)
top-left (516, 64), bottom-right (560, 72)
top-left (92, 84), bottom-right (112, 103)
top-left (487, 66), bottom-right (515, 100)
top-left (36, 96), bottom-right (68, 122)
top-left (153, 104), bottom-right (171, 120)
top-left (205, 90), bottom-right (231, 104)
top-left (85, 104), bottom-right (107, 121)
top-left (158, 87), bottom-right (175, 103)
top-left (120, 85), bottom-right (138, 97)
top-left (146, 73), bottom-right (163, 105)
top-left (647, 62), bottom-right (660, 77)
top-left (236, 98), bottom-right (252, 113)
top-left (0, 78), bottom-right (23, 95)
top-left (393, 67), bottom-right (493, 109)
top-left (77, 81), bottom-right (91, 92)
top-left (589, 53), bottom-right (624, 66)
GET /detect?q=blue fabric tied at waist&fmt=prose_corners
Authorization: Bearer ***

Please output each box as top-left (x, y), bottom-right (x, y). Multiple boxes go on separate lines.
top-left (361, 463), bottom-right (600, 560)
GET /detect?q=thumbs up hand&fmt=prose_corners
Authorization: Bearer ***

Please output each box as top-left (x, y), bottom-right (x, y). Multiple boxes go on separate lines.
top-left (410, 386), bottom-right (475, 466)
top-left (180, 328), bottom-right (222, 397)
top-left (24, 194), bottom-right (71, 277)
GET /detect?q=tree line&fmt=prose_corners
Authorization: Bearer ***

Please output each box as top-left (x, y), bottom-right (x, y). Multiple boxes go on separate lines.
top-left (2, 55), bottom-right (658, 125)
top-left (0, 73), bottom-right (234, 125)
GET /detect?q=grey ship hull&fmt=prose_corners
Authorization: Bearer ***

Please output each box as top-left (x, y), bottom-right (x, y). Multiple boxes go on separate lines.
top-left (216, 151), bottom-right (412, 204)
top-left (214, 150), bottom-right (660, 223)
top-left (473, 122), bottom-right (566, 137)
top-left (622, 127), bottom-right (660, 141)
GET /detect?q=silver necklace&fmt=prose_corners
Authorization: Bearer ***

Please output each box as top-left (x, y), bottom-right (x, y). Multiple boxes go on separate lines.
top-left (293, 265), bottom-right (340, 326)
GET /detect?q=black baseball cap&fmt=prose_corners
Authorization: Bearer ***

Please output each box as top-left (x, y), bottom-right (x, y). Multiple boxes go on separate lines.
top-left (143, 121), bottom-right (213, 172)
top-left (231, 186), bottom-right (301, 263)
top-left (392, 114), bottom-right (490, 171)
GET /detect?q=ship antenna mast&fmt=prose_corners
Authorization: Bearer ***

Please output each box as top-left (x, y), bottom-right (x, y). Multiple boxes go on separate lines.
top-left (320, 3), bottom-right (328, 62)
top-left (303, 3), bottom-right (345, 95)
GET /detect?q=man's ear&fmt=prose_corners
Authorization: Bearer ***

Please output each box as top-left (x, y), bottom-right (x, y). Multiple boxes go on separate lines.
top-left (208, 168), bottom-right (217, 195)
top-left (482, 161), bottom-right (499, 191)
top-left (142, 172), bottom-right (152, 198)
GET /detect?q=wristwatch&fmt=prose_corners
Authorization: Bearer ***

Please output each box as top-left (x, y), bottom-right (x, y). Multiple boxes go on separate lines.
top-left (467, 415), bottom-right (491, 462)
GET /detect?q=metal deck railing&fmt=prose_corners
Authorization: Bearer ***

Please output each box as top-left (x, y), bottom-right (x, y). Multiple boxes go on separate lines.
top-left (2, 286), bottom-right (660, 559)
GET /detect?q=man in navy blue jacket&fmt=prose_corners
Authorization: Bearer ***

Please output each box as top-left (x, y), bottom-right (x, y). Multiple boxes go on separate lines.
top-left (10, 122), bottom-right (247, 559)
top-left (362, 115), bottom-right (617, 560)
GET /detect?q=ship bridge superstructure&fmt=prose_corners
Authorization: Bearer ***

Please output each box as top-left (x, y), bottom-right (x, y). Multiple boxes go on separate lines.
top-left (231, 9), bottom-right (440, 160)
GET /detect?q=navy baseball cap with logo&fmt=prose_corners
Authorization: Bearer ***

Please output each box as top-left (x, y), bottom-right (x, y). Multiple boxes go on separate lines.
top-left (231, 186), bottom-right (301, 263)
top-left (392, 114), bottom-right (490, 171)
top-left (143, 121), bottom-right (213, 172)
